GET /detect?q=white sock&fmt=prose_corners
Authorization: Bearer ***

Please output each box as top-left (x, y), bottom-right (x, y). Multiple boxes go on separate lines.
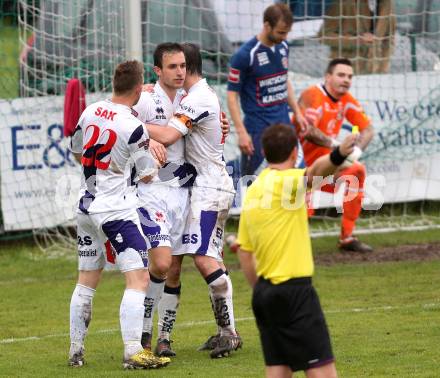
top-left (143, 274), bottom-right (166, 334)
top-left (206, 270), bottom-right (236, 337)
top-left (224, 272), bottom-right (236, 335)
top-left (69, 284), bottom-right (95, 356)
top-left (208, 294), bottom-right (221, 335)
top-left (120, 288), bottom-right (145, 359)
top-left (208, 271), bottom-right (235, 335)
top-left (157, 284), bottom-right (181, 340)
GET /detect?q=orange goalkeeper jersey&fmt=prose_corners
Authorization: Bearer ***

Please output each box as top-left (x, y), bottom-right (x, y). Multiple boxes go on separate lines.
top-left (294, 84), bottom-right (370, 166)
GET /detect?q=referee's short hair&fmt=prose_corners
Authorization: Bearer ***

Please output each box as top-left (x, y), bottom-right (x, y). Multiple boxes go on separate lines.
top-left (262, 123), bottom-right (298, 164)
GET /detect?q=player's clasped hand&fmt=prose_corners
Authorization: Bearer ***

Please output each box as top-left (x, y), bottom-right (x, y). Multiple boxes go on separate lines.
top-left (339, 134), bottom-right (357, 157)
top-left (149, 139), bottom-right (167, 166)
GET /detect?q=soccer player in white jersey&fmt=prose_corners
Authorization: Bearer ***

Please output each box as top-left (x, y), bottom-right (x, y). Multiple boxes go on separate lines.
top-left (146, 43), bottom-right (242, 358)
top-left (131, 43), bottom-right (190, 357)
top-left (68, 60), bottom-right (170, 370)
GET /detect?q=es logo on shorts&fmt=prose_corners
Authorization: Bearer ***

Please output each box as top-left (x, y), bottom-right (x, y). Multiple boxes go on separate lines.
top-left (77, 235), bottom-right (92, 246)
top-left (182, 234), bottom-right (198, 244)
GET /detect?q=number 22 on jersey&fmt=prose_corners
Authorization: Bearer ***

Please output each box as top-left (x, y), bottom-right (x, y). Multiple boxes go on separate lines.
top-left (81, 124), bottom-right (117, 170)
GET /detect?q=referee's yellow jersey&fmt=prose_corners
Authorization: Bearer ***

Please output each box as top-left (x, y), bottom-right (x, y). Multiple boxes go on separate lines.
top-left (237, 168), bottom-right (314, 284)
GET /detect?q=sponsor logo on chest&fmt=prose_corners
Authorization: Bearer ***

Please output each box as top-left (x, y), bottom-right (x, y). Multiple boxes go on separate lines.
top-left (155, 107), bottom-right (166, 120)
top-left (257, 51), bottom-right (270, 66)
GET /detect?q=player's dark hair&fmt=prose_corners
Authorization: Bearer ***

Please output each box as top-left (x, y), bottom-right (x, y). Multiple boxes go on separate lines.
top-left (262, 123), bottom-right (298, 163)
top-left (181, 43), bottom-right (203, 76)
top-left (264, 3), bottom-right (293, 28)
top-left (326, 58), bottom-right (353, 74)
top-left (113, 60), bottom-right (144, 95)
top-left (154, 42), bottom-right (184, 68)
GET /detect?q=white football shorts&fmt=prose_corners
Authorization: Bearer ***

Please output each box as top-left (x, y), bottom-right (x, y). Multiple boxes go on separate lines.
top-left (76, 208), bottom-right (148, 273)
top-left (137, 185), bottom-right (189, 253)
top-left (174, 185), bottom-right (234, 260)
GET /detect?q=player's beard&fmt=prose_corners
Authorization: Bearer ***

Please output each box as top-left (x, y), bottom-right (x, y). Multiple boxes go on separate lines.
top-left (267, 31), bottom-right (283, 45)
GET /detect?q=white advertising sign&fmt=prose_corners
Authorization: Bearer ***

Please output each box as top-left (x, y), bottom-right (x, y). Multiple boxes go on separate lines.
top-left (1, 71), bottom-right (440, 230)
top-left (223, 70), bottom-right (440, 211)
top-left (0, 96), bottom-right (80, 231)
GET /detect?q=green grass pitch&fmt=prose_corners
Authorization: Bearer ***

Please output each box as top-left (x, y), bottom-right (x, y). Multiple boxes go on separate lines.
top-left (1, 229), bottom-right (440, 377)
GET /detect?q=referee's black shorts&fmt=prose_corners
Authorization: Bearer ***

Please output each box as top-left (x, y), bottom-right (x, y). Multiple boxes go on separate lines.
top-left (252, 276), bottom-right (334, 372)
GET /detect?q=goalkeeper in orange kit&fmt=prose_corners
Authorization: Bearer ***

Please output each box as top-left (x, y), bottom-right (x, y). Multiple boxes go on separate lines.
top-left (293, 58), bottom-right (374, 253)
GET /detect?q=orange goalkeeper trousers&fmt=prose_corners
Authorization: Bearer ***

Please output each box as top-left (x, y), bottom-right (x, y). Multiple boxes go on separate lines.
top-left (308, 162), bottom-right (366, 240)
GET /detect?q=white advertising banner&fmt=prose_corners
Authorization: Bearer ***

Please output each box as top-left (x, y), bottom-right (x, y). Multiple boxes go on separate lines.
top-left (350, 71), bottom-right (440, 204)
top-left (0, 96), bottom-right (81, 231)
top-left (222, 70), bottom-right (440, 210)
top-left (1, 72), bottom-right (440, 230)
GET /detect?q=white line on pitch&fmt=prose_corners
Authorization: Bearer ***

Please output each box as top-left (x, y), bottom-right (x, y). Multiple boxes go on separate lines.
top-left (1, 302), bottom-right (439, 345)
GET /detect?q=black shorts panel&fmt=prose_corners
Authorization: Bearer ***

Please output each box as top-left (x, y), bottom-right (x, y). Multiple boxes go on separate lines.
top-left (252, 277), bottom-right (334, 372)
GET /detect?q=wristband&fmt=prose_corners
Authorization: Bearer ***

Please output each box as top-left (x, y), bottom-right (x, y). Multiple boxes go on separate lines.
top-left (330, 138), bottom-right (340, 148)
top-left (329, 146), bottom-right (347, 166)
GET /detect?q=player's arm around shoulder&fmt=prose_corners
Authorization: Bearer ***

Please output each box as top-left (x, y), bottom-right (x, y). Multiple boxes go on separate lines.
top-left (145, 95), bottom-right (196, 146)
top-left (305, 134), bottom-right (356, 188)
top-left (145, 122), bottom-right (183, 147)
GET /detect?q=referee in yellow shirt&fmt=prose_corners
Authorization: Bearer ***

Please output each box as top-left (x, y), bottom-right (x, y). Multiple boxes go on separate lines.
top-left (237, 123), bottom-right (356, 378)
